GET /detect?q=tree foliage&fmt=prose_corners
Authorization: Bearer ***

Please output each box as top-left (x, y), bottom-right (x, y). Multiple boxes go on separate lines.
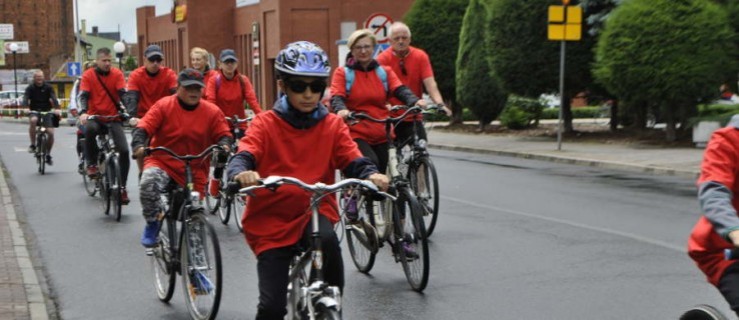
top-left (404, 0), bottom-right (469, 124)
top-left (456, 0), bottom-right (507, 129)
top-left (486, 0), bottom-right (596, 132)
top-left (594, 0), bottom-right (735, 141)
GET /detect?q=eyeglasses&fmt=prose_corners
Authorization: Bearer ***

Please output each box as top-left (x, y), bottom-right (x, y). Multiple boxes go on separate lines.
top-left (352, 45), bottom-right (373, 52)
top-left (148, 57), bottom-right (163, 63)
top-left (285, 79), bottom-right (327, 94)
top-left (399, 59), bottom-right (407, 76)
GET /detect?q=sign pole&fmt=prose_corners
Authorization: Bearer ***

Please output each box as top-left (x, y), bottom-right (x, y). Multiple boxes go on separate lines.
top-left (557, 40), bottom-right (566, 151)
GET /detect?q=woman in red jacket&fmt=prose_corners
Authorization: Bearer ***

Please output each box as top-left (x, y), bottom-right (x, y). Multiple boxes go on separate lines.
top-left (329, 29), bottom-right (425, 223)
top-left (206, 49), bottom-right (262, 127)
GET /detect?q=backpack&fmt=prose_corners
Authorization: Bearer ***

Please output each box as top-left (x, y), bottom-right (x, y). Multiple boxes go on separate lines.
top-left (344, 66), bottom-right (387, 96)
top-left (215, 74), bottom-right (247, 107)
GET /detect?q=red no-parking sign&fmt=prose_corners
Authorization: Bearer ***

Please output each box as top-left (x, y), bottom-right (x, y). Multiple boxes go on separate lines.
top-left (364, 13), bottom-right (394, 44)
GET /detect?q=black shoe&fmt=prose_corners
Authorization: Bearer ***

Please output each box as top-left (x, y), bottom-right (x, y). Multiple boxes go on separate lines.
top-left (78, 163), bottom-right (85, 174)
top-left (28, 145), bottom-right (36, 153)
top-left (45, 155), bottom-right (53, 166)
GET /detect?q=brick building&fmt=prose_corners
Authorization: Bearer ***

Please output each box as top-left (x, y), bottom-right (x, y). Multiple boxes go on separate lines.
top-left (137, 0), bottom-right (414, 108)
top-left (0, 0), bottom-right (74, 72)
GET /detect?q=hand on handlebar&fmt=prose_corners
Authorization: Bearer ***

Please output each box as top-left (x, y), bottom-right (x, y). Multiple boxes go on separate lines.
top-left (368, 173), bottom-right (389, 191)
top-left (234, 170), bottom-right (261, 188)
top-left (128, 117), bottom-right (139, 127)
top-left (415, 99), bottom-right (428, 109)
top-left (337, 109), bottom-right (350, 120)
top-left (79, 114), bottom-right (89, 125)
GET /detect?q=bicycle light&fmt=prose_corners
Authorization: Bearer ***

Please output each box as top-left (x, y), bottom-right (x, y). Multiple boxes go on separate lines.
top-left (190, 191), bottom-right (200, 205)
top-left (415, 139), bottom-right (427, 150)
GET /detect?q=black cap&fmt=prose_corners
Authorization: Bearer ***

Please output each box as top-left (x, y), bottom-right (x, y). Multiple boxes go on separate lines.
top-left (219, 49), bottom-right (238, 62)
top-left (178, 68), bottom-right (205, 87)
top-left (144, 45), bottom-right (163, 59)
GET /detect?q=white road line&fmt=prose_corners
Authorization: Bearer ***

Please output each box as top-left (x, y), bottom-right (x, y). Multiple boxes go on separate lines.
top-left (443, 195), bottom-right (684, 252)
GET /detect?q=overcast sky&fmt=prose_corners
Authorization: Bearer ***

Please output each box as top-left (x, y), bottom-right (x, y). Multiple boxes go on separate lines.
top-left (77, 0), bottom-right (257, 43)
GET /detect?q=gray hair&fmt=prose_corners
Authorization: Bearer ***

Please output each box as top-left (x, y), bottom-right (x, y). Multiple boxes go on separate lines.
top-left (389, 22), bottom-right (411, 38)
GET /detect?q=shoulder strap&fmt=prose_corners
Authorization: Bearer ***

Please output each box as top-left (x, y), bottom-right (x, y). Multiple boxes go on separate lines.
top-left (344, 66), bottom-right (388, 96)
top-left (94, 71), bottom-right (122, 110)
top-left (215, 74), bottom-right (222, 95)
top-left (238, 75), bottom-right (246, 106)
top-left (344, 66), bottom-right (355, 96)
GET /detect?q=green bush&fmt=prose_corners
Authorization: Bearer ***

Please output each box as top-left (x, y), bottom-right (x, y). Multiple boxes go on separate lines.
top-left (688, 103), bottom-right (739, 127)
top-left (499, 105), bottom-right (529, 129)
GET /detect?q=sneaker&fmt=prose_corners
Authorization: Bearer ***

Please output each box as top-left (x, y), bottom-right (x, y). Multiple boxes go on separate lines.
top-left (208, 178), bottom-right (221, 198)
top-left (28, 145), bottom-right (35, 153)
top-left (45, 155), bottom-right (53, 165)
top-left (190, 271), bottom-right (214, 295)
top-left (78, 163), bottom-right (85, 175)
top-left (344, 195), bottom-right (358, 224)
top-left (401, 241), bottom-right (419, 260)
top-left (141, 220), bottom-right (161, 248)
top-left (86, 165), bottom-right (98, 177)
top-left (120, 188), bottom-right (130, 205)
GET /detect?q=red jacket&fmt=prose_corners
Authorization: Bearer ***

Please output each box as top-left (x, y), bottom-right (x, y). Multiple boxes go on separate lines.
top-left (237, 111), bottom-right (362, 256)
top-left (329, 63), bottom-right (404, 145)
top-left (688, 126), bottom-right (739, 285)
top-left (137, 96), bottom-right (231, 194)
top-left (126, 66), bottom-right (177, 118)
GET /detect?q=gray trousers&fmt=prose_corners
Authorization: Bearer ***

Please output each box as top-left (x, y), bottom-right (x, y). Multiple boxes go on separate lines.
top-left (139, 167), bottom-right (171, 222)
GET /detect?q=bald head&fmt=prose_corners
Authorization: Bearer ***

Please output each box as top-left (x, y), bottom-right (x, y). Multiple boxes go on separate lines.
top-left (33, 70), bottom-right (45, 86)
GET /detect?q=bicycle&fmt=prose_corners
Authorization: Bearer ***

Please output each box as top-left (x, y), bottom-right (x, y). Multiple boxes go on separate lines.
top-left (230, 176), bottom-right (394, 320)
top-left (343, 107), bottom-right (431, 292)
top-left (28, 111), bottom-right (57, 175)
top-left (83, 114), bottom-right (128, 222)
top-left (145, 145), bottom-right (223, 320)
top-left (393, 104), bottom-right (442, 237)
top-left (204, 115), bottom-right (250, 232)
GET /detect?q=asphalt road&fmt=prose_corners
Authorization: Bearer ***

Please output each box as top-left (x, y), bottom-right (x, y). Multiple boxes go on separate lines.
top-left (0, 122), bottom-right (731, 319)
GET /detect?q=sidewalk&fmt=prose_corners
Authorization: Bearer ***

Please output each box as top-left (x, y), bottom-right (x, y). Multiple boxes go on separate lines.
top-left (427, 126), bottom-right (704, 179)
top-left (0, 166), bottom-right (50, 319)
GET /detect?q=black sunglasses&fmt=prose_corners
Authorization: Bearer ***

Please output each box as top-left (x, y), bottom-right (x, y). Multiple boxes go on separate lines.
top-left (399, 58), bottom-right (407, 76)
top-left (285, 79), bottom-right (327, 94)
top-left (148, 57), bottom-right (163, 63)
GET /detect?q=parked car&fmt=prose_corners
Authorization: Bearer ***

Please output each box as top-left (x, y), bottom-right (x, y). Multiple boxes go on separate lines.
top-left (0, 90), bottom-right (23, 108)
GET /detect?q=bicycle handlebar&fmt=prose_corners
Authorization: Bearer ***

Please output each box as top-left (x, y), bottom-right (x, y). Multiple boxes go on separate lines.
top-left (228, 176), bottom-right (396, 201)
top-left (349, 105), bottom-right (438, 124)
top-left (144, 144), bottom-right (225, 161)
top-left (225, 115), bottom-right (252, 124)
top-left (87, 113), bottom-right (131, 122)
top-left (389, 104), bottom-right (441, 114)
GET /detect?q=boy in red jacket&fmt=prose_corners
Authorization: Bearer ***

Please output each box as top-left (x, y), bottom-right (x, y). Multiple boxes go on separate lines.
top-left (227, 41), bottom-right (388, 319)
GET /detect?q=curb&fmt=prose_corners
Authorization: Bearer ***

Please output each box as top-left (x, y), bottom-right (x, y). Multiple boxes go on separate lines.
top-left (0, 167), bottom-right (51, 320)
top-left (429, 143), bottom-right (700, 180)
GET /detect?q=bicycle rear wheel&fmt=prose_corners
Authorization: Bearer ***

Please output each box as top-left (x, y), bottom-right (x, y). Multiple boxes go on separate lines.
top-left (108, 156), bottom-right (123, 221)
top-left (204, 166), bottom-right (220, 215)
top-left (230, 194), bottom-right (246, 232)
top-left (345, 193), bottom-right (377, 273)
top-left (150, 216), bottom-right (176, 302)
top-left (409, 157), bottom-right (439, 237)
top-left (181, 212), bottom-right (222, 320)
top-left (395, 189), bottom-right (429, 292)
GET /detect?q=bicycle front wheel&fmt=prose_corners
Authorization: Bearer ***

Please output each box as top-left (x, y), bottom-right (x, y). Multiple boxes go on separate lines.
top-left (108, 156), bottom-right (123, 221)
top-left (230, 194), bottom-right (246, 232)
top-left (409, 157), bottom-right (440, 237)
top-left (101, 161), bottom-right (111, 216)
top-left (395, 189), bottom-right (429, 292)
top-left (37, 134), bottom-right (47, 174)
top-left (181, 212), bottom-right (222, 320)
top-left (82, 169), bottom-right (97, 196)
top-left (315, 303), bottom-right (342, 320)
top-left (150, 216), bottom-right (176, 302)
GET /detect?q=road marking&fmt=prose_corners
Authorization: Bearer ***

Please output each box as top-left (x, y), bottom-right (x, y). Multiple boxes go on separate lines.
top-left (444, 195), bottom-right (684, 252)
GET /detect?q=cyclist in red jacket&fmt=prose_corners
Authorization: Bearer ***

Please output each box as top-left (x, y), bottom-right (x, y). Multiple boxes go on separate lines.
top-left (227, 41), bottom-right (388, 320)
top-left (132, 68), bottom-right (232, 248)
top-left (688, 115), bottom-right (739, 317)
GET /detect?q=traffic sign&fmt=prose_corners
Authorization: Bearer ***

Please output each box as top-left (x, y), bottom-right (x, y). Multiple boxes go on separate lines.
top-left (3, 41), bottom-right (29, 54)
top-left (364, 13), bottom-right (394, 44)
top-left (67, 62), bottom-right (81, 77)
top-left (0, 24), bottom-right (13, 40)
top-left (547, 5), bottom-right (582, 41)
top-left (373, 43), bottom-right (389, 58)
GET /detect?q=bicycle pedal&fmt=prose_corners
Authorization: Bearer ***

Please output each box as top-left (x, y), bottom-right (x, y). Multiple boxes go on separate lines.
top-left (145, 248), bottom-right (155, 256)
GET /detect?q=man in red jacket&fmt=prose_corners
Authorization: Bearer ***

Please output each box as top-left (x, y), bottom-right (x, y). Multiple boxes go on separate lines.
top-left (131, 68), bottom-right (232, 249)
top-left (125, 44), bottom-right (178, 173)
top-left (688, 115), bottom-right (739, 317)
top-left (227, 41), bottom-right (388, 320)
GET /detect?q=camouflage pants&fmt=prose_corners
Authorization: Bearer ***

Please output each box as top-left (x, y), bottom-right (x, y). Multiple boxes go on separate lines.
top-left (139, 167), bottom-right (172, 222)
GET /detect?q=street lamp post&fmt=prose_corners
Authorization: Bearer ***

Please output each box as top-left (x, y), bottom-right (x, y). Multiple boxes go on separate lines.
top-left (113, 41), bottom-right (125, 70)
top-left (9, 42), bottom-right (18, 100)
